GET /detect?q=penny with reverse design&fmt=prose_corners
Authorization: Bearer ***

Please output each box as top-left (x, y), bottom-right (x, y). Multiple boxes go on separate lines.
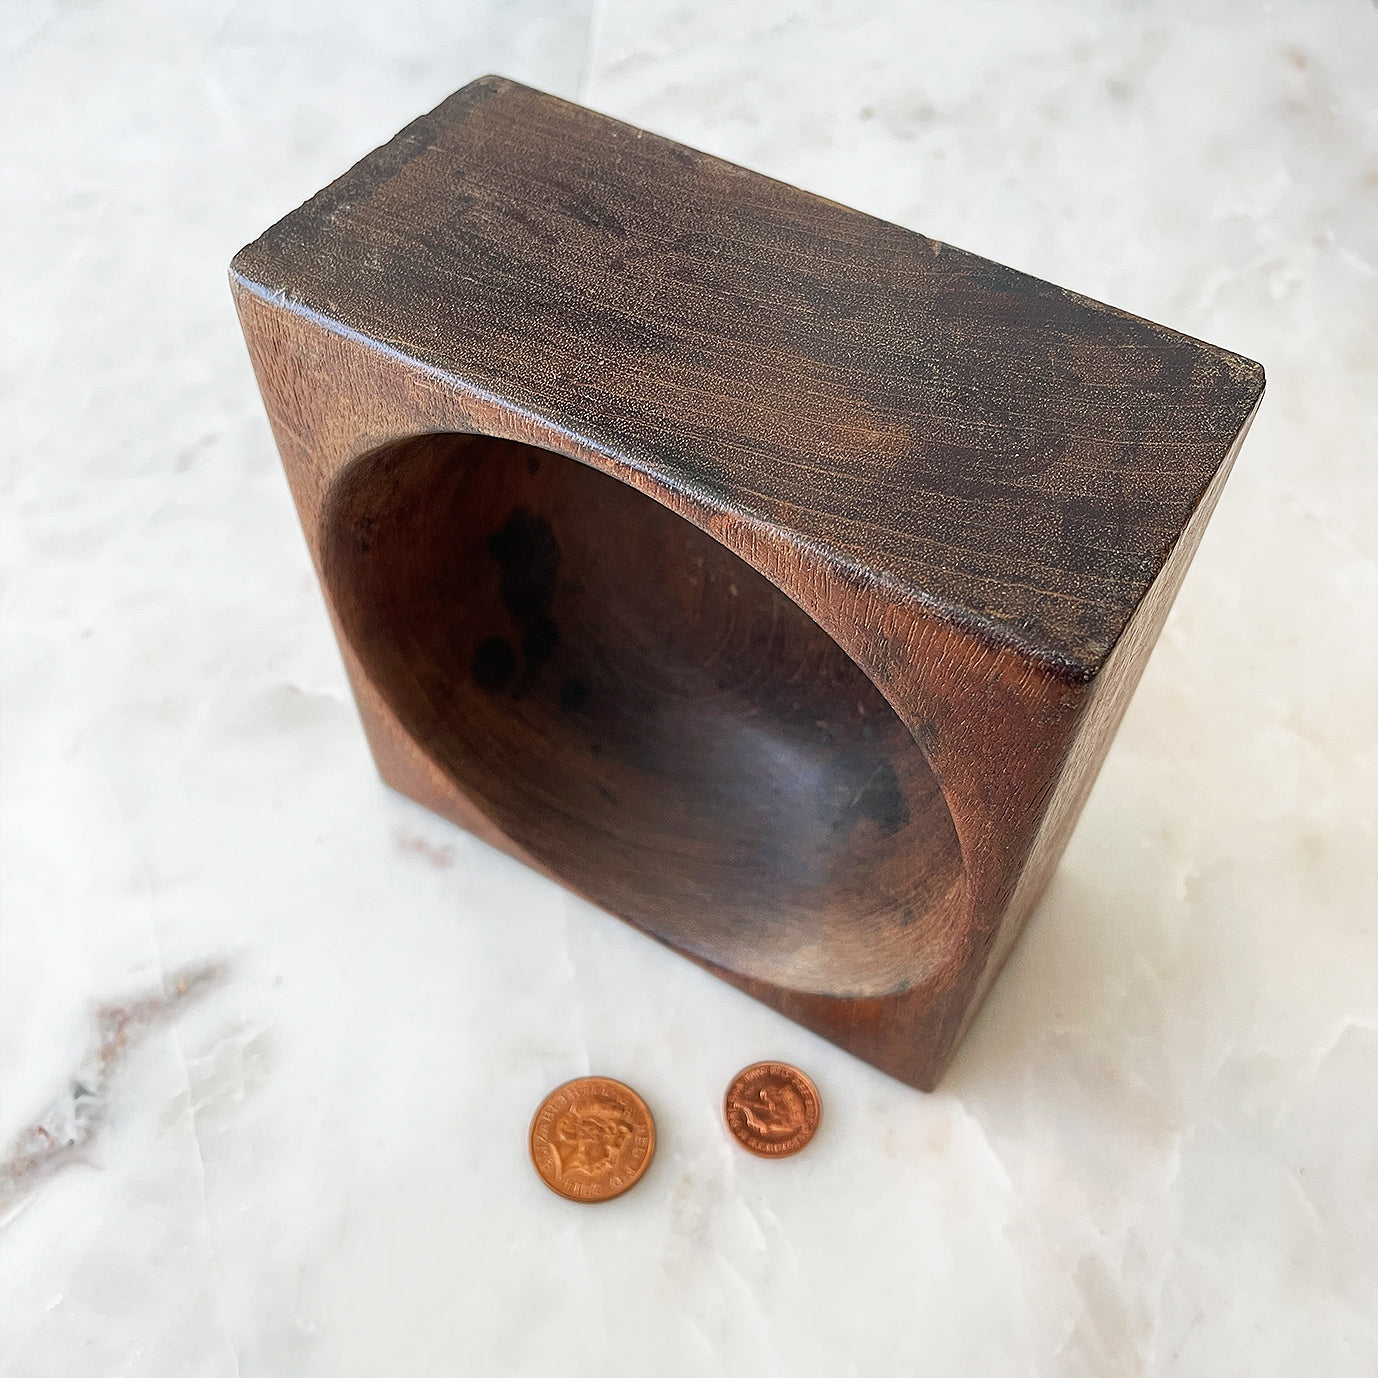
top-left (529, 1076), bottom-right (656, 1202)
top-left (724, 1061), bottom-right (821, 1157)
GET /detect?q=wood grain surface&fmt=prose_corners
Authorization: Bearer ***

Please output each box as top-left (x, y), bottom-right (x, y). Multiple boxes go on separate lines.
top-left (231, 76), bottom-right (1263, 1089)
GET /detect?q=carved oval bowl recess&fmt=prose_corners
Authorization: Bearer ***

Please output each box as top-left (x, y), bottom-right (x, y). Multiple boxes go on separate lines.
top-left (323, 432), bottom-right (968, 999)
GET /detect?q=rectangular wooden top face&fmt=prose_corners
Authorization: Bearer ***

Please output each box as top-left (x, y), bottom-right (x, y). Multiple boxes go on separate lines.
top-left (232, 76), bottom-right (1263, 678)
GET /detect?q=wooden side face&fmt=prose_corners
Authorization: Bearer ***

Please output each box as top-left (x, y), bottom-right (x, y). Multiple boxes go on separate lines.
top-left (229, 77), bottom-right (1266, 1086)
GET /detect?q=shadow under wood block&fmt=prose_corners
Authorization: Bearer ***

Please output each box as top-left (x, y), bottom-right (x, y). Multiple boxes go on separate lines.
top-left (231, 76), bottom-right (1263, 1090)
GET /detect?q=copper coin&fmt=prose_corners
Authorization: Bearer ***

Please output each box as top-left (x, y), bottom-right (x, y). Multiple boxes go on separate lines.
top-left (724, 1061), bottom-right (821, 1157)
top-left (529, 1076), bottom-right (656, 1202)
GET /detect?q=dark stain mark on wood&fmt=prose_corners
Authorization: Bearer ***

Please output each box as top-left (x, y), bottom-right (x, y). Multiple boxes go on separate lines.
top-left (471, 634), bottom-right (516, 693)
top-left (488, 508), bottom-right (560, 624)
top-left (521, 616), bottom-right (559, 680)
top-left (559, 676), bottom-right (590, 712)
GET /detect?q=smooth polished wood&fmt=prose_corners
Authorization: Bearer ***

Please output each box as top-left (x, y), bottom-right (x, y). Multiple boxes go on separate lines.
top-left (231, 76), bottom-right (1264, 1089)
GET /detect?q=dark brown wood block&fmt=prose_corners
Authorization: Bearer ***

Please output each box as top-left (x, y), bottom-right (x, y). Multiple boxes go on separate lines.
top-left (230, 76), bottom-right (1263, 1090)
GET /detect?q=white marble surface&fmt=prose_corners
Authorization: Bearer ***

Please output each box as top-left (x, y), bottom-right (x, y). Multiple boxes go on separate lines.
top-left (2, 1), bottom-right (1376, 1373)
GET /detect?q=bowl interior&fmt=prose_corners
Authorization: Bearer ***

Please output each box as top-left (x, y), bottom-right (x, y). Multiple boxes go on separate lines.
top-left (324, 432), bottom-right (966, 996)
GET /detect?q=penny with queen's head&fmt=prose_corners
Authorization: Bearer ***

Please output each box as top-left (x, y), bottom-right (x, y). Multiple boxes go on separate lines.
top-left (724, 1061), bottom-right (821, 1157)
top-left (529, 1076), bottom-right (656, 1202)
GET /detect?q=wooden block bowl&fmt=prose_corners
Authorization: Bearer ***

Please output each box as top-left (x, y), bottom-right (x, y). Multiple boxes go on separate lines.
top-left (232, 77), bottom-right (1263, 1090)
